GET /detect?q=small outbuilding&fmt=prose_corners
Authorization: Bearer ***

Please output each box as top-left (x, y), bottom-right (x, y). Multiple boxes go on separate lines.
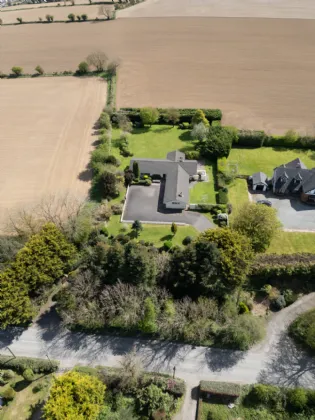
top-left (251, 172), bottom-right (268, 191)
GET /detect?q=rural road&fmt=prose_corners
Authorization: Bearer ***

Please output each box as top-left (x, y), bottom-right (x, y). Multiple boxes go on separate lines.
top-left (0, 293), bottom-right (315, 419)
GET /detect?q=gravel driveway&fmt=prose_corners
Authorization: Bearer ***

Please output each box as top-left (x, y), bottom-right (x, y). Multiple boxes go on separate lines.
top-left (122, 184), bottom-right (214, 231)
top-left (252, 191), bottom-right (315, 231)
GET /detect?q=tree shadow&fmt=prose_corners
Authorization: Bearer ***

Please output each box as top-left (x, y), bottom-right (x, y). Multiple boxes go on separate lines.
top-left (0, 326), bottom-right (25, 350)
top-left (13, 379), bottom-right (29, 392)
top-left (133, 127), bottom-right (150, 135)
top-left (78, 167), bottom-right (92, 182)
top-left (160, 234), bottom-right (172, 241)
top-left (203, 347), bottom-right (245, 372)
top-left (153, 126), bottom-right (173, 134)
top-left (258, 333), bottom-right (315, 388)
top-left (179, 131), bottom-right (192, 141)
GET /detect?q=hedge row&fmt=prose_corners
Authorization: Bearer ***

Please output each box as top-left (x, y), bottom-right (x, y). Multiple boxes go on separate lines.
top-left (200, 381), bottom-right (241, 397)
top-left (237, 129), bottom-right (315, 150)
top-left (113, 108), bottom-right (222, 124)
top-left (0, 355), bottom-right (59, 373)
top-left (249, 253), bottom-right (315, 290)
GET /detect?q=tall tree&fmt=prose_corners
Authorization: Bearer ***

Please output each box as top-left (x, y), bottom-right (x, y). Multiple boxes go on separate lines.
top-left (140, 107), bottom-right (159, 127)
top-left (171, 222), bottom-right (177, 236)
top-left (44, 371), bottom-right (106, 420)
top-left (165, 108), bottom-right (180, 126)
top-left (200, 228), bottom-right (253, 292)
top-left (86, 51), bottom-right (108, 72)
top-left (198, 126), bottom-right (236, 158)
top-left (191, 109), bottom-right (209, 127)
top-left (232, 202), bottom-right (281, 252)
top-left (132, 220), bottom-right (143, 238)
top-left (133, 161), bottom-right (140, 179)
top-left (100, 171), bottom-right (118, 199)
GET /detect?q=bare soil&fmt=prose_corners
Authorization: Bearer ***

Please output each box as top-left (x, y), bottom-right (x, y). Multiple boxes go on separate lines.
top-left (0, 4), bottom-right (111, 23)
top-left (2, 18), bottom-right (315, 133)
top-left (0, 77), bottom-right (106, 227)
top-left (118, 0), bottom-right (315, 19)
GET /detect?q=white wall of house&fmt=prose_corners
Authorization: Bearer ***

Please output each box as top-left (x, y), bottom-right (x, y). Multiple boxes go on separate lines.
top-left (165, 201), bottom-right (186, 210)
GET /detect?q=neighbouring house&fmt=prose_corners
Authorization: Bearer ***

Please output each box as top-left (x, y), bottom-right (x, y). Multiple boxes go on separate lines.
top-left (130, 151), bottom-right (198, 209)
top-left (250, 158), bottom-right (315, 204)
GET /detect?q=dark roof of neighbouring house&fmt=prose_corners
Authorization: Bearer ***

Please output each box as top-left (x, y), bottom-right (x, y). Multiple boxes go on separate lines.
top-left (130, 151), bottom-right (198, 204)
top-left (252, 172), bottom-right (268, 185)
top-left (272, 159), bottom-right (315, 194)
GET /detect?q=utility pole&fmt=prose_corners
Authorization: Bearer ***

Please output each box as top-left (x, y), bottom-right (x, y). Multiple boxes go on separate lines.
top-left (7, 347), bottom-right (16, 358)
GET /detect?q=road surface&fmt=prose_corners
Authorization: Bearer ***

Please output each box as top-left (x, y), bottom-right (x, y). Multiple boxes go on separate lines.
top-left (0, 293), bottom-right (314, 419)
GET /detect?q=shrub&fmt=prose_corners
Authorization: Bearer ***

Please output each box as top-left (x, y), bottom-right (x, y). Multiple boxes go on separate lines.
top-left (289, 309), bottom-right (315, 352)
top-left (247, 384), bottom-right (281, 408)
top-left (111, 204), bottom-right (123, 215)
top-left (217, 190), bottom-right (228, 204)
top-left (182, 236), bottom-right (193, 245)
top-left (99, 112), bottom-right (111, 130)
top-left (11, 66), bottom-right (23, 76)
top-left (23, 368), bottom-right (35, 382)
top-left (139, 297), bottom-right (158, 334)
top-left (185, 150), bottom-right (200, 160)
top-left (287, 388), bottom-right (308, 411)
top-left (81, 14), bottom-right (88, 20)
top-left (17, 17), bottom-right (23, 23)
top-left (45, 14), bottom-right (54, 22)
top-left (239, 302), bottom-right (249, 314)
top-left (198, 126), bottom-right (236, 159)
top-left (77, 61), bottom-right (89, 74)
top-left (192, 109), bottom-right (209, 127)
top-left (0, 355), bottom-right (58, 374)
top-left (144, 179), bottom-right (152, 186)
top-left (140, 107), bottom-right (159, 127)
top-left (32, 382), bottom-right (44, 393)
top-left (100, 226), bottom-right (109, 237)
top-left (2, 387), bottom-right (16, 401)
top-left (35, 65), bottom-right (44, 75)
top-left (271, 295), bottom-right (286, 311)
top-left (283, 289), bottom-right (298, 306)
top-left (219, 314), bottom-right (265, 350)
top-left (68, 13), bottom-right (75, 21)
top-left (77, 15), bottom-right (81, 21)
top-left (2, 370), bottom-right (15, 381)
top-left (164, 240), bottom-right (173, 251)
top-left (106, 155), bottom-right (120, 166)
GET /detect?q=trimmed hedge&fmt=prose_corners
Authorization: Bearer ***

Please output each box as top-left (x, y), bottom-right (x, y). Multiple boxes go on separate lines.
top-left (200, 381), bottom-right (241, 397)
top-left (113, 108), bottom-right (222, 125)
top-left (249, 253), bottom-right (315, 291)
top-left (0, 355), bottom-right (59, 373)
top-left (237, 129), bottom-right (315, 150)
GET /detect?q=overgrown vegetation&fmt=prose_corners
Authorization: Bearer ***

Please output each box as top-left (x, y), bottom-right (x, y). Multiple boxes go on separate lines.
top-left (289, 309), bottom-right (315, 352)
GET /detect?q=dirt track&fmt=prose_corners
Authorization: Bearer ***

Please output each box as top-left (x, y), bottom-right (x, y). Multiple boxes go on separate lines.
top-left (0, 4), bottom-right (109, 22)
top-left (118, 0), bottom-right (315, 19)
top-left (0, 77), bottom-right (106, 227)
top-left (2, 18), bottom-right (315, 133)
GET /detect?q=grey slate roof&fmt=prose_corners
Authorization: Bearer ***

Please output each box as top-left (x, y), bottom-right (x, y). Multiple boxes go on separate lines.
top-left (167, 151), bottom-right (185, 162)
top-left (272, 159), bottom-right (315, 194)
top-left (252, 172), bottom-right (268, 185)
top-left (130, 151), bottom-right (198, 204)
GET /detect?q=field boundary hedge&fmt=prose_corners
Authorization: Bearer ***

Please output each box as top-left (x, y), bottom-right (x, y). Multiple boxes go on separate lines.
top-left (249, 253), bottom-right (315, 291)
top-left (1, 18), bottom-right (110, 26)
top-left (114, 107), bottom-right (222, 124)
top-left (0, 354), bottom-right (59, 373)
top-left (236, 129), bottom-right (315, 150)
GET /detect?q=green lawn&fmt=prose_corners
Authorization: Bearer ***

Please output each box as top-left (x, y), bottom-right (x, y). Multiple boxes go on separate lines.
top-left (201, 401), bottom-right (275, 420)
top-left (111, 125), bottom-right (196, 170)
top-left (267, 231), bottom-right (315, 254)
top-left (189, 161), bottom-right (217, 204)
top-left (0, 374), bottom-right (51, 420)
top-left (228, 178), bottom-right (249, 216)
top-left (227, 147), bottom-right (315, 177)
top-left (107, 215), bottom-right (198, 247)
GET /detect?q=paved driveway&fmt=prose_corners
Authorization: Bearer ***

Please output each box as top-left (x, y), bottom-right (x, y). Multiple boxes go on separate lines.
top-left (122, 184), bottom-right (214, 231)
top-left (252, 191), bottom-right (315, 231)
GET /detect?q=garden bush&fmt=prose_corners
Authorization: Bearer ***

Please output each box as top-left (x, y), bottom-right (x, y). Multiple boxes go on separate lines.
top-left (99, 112), bottom-right (111, 130)
top-left (11, 66), bottom-right (23, 76)
top-left (246, 384), bottom-right (281, 408)
top-left (287, 388), bottom-right (308, 411)
top-left (2, 386), bottom-right (16, 401)
top-left (217, 190), bottom-right (229, 204)
top-left (182, 236), bottom-right (193, 245)
top-left (2, 370), bottom-right (15, 381)
top-left (289, 309), bottom-right (315, 352)
top-left (185, 150), bottom-right (200, 160)
top-left (23, 368), bottom-right (35, 382)
top-left (111, 204), bottom-right (123, 215)
top-left (0, 355), bottom-right (58, 373)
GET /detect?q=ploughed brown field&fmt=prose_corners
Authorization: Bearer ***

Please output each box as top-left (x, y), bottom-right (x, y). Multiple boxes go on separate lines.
top-left (0, 77), bottom-right (106, 227)
top-left (0, 4), bottom-right (112, 23)
top-left (2, 18), bottom-right (315, 133)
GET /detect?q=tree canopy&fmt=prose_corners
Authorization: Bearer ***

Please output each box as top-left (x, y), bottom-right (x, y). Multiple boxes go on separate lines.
top-left (198, 126), bottom-right (236, 158)
top-left (200, 228), bottom-right (253, 292)
top-left (140, 107), bottom-right (159, 127)
top-left (191, 109), bottom-right (209, 127)
top-left (232, 202), bottom-right (281, 252)
top-left (44, 371), bottom-right (106, 420)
